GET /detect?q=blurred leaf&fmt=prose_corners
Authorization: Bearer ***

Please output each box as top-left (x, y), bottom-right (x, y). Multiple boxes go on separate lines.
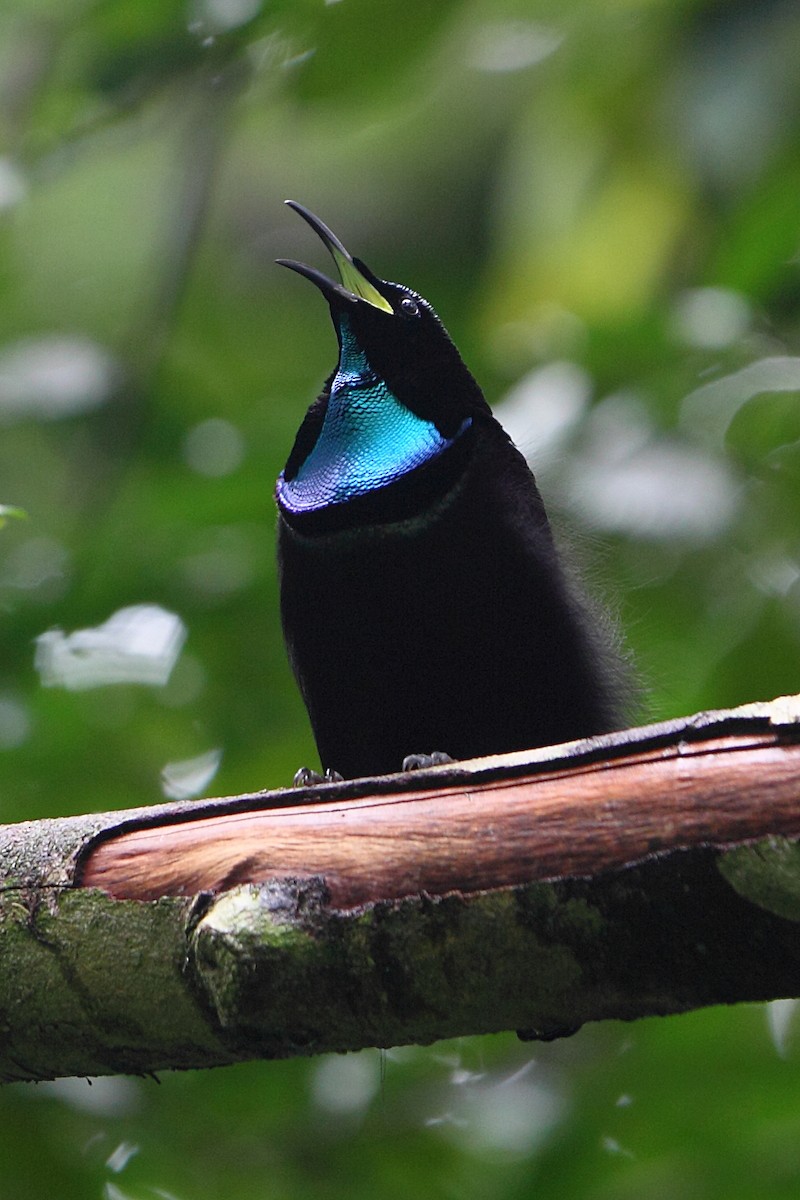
top-left (726, 390), bottom-right (800, 470)
top-left (2, 0), bottom-right (800, 1197)
top-left (0, 504), bottom-right (27, 528)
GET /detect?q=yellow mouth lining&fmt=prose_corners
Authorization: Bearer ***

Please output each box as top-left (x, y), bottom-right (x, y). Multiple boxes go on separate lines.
top-left (331, 247), bottom-right (393, 314)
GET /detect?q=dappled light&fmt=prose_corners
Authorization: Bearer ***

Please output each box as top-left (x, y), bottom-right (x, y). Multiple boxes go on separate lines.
top-left (767, 999), bottom-right (800, 1060)
top-left (0, 694), bottom-right (31, 750)
top-left (160, 745), bottom-right (222, 799)
top-left (467, 20), bottom-right (564, 75)
top-left (0, 336), bottom-right (119, 421)
top-left (494, 359), bottom-right (590, 459)
top-left (670, 287), bottom-right (751, 351)
top-left (0, 158), bottom-right (27, 212)
top-left (35, 605), bottom-right (186, 690)
top-left (681, 356), bottom-right (800, 447)
top-left (425, 1060), bottom-right (566, 1161)
top-left (183, 418), bottom-right (246, 477)
top-left (312, 1052), bottom-right (381, 1118)
top-left (191, 0), bottom-right (264, 37)
top-left (2, 0), bottom-right (800, 1196)
top-left (571, 429), bottom-right (738, 540)
top-left (35, 1077), bottom-right (141, 1118)
top-left (2, 535), bottom-right (69, 599)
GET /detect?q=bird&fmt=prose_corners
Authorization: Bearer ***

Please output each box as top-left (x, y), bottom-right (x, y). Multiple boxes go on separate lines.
top-left (275, 201), bottom-right (626, 780)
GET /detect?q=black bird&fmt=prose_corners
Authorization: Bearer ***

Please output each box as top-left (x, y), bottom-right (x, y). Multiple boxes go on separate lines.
top-left (275, 201), bottom-right (624, 779)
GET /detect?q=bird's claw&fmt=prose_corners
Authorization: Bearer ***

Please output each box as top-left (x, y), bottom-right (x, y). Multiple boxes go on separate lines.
top-left (401, 751), bottom-right (454, 772)
top-left (293, 766), bottom-right (344, 787)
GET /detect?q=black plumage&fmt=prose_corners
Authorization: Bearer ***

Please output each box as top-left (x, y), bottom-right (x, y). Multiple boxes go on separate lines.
top-left (276, 202), bottom-right (625, 779)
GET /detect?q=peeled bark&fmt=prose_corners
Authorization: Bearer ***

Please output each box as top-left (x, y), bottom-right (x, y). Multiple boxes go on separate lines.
top-left (1, 694), bottom-right (800, 1082)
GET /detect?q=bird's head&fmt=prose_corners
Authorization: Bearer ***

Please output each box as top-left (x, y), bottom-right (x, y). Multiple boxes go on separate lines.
top-left (277, 201), bottom-right (486, 437)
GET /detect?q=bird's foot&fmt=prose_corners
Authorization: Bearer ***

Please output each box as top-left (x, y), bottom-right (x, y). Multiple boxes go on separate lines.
top-left (293, 766), bottom-right (344, 788)
top-left (402, 751), bottom-right (454, 772)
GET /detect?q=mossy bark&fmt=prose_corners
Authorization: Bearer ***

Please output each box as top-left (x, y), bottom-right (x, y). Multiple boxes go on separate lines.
top-left (1, 694), bottom-right (800, 1082)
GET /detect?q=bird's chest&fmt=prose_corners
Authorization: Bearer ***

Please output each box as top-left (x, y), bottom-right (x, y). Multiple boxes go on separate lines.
top-left (277, 464), bottom-right (500, 664)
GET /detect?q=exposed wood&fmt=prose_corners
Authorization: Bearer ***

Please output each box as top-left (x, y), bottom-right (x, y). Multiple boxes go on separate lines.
top-left (80, 729), bottom-right (800, 909)
top-left (2, 694), bottom-right (800, 1083)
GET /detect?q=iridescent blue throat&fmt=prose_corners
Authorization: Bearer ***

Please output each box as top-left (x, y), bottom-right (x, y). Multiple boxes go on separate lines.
top-left (279, 320), bottom-right (470, 515)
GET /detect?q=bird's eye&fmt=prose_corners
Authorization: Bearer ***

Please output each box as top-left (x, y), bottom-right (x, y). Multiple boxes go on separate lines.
top-left (400, 297), bottom-right (419, 317)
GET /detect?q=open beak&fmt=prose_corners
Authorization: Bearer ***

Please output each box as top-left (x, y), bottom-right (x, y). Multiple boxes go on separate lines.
top-left (276, 201), bottom-right (394, 314)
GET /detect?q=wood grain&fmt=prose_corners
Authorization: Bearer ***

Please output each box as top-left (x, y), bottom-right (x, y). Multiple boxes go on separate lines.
top-left (79, 732), bottom-right (800, 908)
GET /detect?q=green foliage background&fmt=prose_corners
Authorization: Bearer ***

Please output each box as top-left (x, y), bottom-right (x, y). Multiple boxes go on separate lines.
top-left (2, 0), bottom-right (800, 1195)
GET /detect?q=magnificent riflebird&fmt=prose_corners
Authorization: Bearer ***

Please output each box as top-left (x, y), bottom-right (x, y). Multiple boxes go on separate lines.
top-left (275, 201), bottom-right (624, 779)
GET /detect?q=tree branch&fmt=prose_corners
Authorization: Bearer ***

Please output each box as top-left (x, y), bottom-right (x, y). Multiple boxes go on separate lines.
top-left (2, 694), bottom-right (800, 1082)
